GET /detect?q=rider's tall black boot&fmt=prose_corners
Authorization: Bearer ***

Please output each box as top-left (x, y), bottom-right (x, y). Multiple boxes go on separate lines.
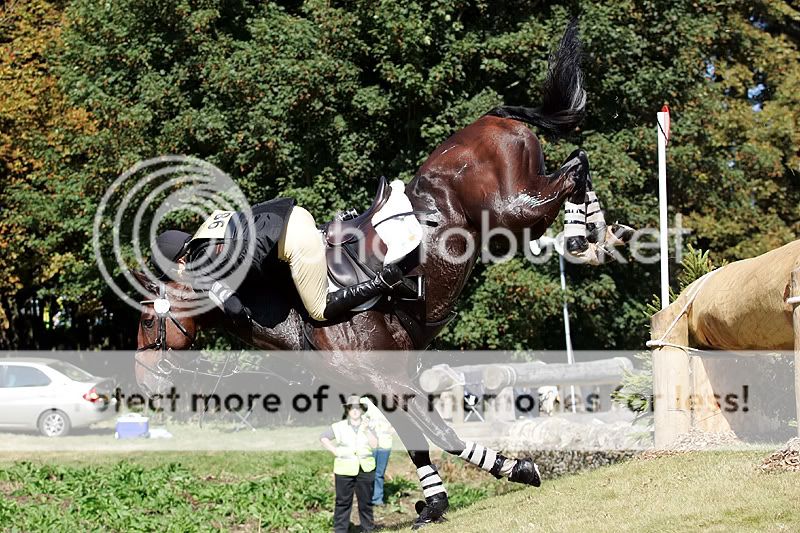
top-left (323, 264), bottom-right (404, 320)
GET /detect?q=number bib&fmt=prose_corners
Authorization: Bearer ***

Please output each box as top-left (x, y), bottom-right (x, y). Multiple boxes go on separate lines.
top-left (190, 210), bottom-right (236, 242)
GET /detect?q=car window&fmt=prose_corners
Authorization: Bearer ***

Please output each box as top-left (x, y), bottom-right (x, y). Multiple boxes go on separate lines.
top-left (2, 365), bottom-right (52, 388)
top-left (47, 361), bottom-right (94, 382)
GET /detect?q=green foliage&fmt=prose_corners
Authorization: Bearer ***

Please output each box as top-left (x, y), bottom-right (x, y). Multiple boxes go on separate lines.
top-left (1, 0), bottom-right (798, 349)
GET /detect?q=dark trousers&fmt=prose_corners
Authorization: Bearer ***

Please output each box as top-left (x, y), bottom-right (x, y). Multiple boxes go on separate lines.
top-left (334, 469), bottom-right (375, 533)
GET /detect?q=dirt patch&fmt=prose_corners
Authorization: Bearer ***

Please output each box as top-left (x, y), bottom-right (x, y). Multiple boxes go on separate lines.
top-left (635, 449), bottom-right (685, 461)
top-left (0, 480), bottom-right (21, 496)
top-left (669, 428), bottom-right (743, 451)
top-left (760, 437), bottom-right (800, 473)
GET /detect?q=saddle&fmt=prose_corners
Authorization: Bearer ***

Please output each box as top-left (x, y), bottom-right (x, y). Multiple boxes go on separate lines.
top-left (322, 177), bottom-right (392, 288)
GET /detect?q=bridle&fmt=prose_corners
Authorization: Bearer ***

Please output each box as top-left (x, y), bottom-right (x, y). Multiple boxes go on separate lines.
top-left (134, 282), bottom-right (296, 382)
top-left (135, 282), bottom-right (198, 379)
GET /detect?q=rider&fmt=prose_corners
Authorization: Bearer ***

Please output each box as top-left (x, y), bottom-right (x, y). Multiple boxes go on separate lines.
top-left (151, 198), bottom-right (407, 326)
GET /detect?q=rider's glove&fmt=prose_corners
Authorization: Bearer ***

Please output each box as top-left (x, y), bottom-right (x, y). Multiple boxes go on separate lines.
top-left (209, 281), bottom-right (251, 327)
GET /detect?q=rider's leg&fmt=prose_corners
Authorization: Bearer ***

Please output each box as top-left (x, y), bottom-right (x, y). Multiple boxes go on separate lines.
top-left (277, 206), bottom-right (404, 321)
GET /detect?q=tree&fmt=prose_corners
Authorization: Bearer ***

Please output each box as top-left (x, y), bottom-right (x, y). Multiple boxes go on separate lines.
top-left (1, 0), bottom-right (798, 350)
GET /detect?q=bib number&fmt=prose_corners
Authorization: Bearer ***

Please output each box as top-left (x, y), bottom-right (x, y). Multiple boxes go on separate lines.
top-left (191, 210), bottom-right (235, 242)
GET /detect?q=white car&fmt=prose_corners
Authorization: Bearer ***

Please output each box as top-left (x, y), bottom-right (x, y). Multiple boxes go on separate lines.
top-left (0, 358), bottom-right (116, 437)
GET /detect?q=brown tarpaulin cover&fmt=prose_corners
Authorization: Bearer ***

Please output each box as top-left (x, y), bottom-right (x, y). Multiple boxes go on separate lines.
top-left (679, 240), bottom-right (799, 350)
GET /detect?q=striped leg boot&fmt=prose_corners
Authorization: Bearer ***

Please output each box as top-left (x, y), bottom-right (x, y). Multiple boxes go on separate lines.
top-left (563, 201), bottom-right (601, 265)
top-left (586, 190), bottom-right (635, 247)
top-left (459, 441), bottom-right (541, 487)
top-left (585, 190), bottom-right (608, 245)
top-left (413, 465), bottom-right (449, 529)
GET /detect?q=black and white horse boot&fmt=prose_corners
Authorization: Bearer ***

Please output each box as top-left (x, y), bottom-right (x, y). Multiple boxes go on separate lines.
top-left (412, 465), bottom-right (449, 529)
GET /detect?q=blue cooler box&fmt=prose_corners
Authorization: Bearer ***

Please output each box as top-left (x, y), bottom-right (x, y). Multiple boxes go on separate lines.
top-left (115, 414), bottom-right (149, 439)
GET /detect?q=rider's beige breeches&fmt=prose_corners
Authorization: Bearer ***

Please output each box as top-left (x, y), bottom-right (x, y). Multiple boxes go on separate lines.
top-left (277, 206), bottom-right (328, 321)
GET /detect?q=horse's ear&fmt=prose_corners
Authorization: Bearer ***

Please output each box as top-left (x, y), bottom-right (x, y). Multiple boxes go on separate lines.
top-left (131, 270), bottom-right (157, 295)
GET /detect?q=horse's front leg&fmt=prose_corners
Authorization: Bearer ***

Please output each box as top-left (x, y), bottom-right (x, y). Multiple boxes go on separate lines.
top-left (383, 408), bottom-right (450, 529)
top-left (399, 392), bottom-right (542, 487)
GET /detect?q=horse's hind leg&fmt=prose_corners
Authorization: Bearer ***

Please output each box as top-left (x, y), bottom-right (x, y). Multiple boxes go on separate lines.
top-left (584, 176), bottom-right (636, 247)
top-left (562, 151), bottom-right (635, 254)
top-left (560, 149), bottom-right (593, 256)
top-left (401, 391), bottom-right (542, 488)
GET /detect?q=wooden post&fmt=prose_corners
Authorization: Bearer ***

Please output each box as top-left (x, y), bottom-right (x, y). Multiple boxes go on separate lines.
top-left (792, 270), bottom-right (800, 438)
top-left (689, 356), bottom-right (732, 433)
top-left (652, 304), bottom-right (691, 448)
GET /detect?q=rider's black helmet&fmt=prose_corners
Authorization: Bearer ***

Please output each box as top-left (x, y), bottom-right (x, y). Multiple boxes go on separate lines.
top-left (151, 230), bottom-right (191, 279)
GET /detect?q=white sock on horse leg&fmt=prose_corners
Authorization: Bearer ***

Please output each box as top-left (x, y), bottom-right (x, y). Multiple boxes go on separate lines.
top-left (563, 201), bottom-right (587, 239)
top-left (417, 465), bottom-right (447, 498)
top-left (459, 441), bottom-right (516, 477)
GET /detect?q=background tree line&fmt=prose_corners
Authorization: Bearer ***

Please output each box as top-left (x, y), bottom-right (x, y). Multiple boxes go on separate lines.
top-left (1, 0), bottom-right (798, 350)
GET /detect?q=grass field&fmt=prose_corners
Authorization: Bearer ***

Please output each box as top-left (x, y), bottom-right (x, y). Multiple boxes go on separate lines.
top-left (0, 437), bottom-right (519, 532)
top-left (1, 430), bottom-right (797, 532)
top-left (387, 451), bottom-right (800, 533)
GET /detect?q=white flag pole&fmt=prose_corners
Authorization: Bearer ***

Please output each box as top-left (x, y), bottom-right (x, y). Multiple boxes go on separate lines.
top-left (657, 106), bottom-right (671, 309)
top-left (558, 254), bottom-right (577, 413)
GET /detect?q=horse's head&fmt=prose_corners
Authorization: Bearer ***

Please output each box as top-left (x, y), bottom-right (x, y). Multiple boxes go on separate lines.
top-left (132, 270), bottom-right (199, 396)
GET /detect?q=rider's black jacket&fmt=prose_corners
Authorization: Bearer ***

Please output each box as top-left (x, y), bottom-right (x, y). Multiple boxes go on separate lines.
top-left (186, 197), bottom-right (296, 288)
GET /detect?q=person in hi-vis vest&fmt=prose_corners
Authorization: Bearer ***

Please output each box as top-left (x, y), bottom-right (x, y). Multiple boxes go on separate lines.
top-left (320, 395), bottom-right (378, 533)
top-left (360, 397), bottom-right (393, 505)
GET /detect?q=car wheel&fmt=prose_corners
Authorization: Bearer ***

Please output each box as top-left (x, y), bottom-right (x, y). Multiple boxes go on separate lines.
top-left (38, 410), bottom-right (71, 437)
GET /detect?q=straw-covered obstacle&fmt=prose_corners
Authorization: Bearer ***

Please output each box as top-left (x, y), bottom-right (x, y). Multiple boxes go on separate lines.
top-left (650, 239), bottom-right (800, 448)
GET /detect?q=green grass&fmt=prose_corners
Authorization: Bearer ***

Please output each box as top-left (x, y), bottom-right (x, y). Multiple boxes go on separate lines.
top-left (387, 451), bottom-right (800, 533)
top-left (0, 448), bottom-right (518, 532)
top-left (1, 448), bottom-right (797, 532)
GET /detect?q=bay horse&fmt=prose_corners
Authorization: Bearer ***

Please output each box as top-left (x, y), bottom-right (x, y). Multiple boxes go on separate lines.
top-left (134, 19), bottom-right (592, 528)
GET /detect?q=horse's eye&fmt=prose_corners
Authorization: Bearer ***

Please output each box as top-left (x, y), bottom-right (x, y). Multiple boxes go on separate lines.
top-left (142, 317), bottom-right (155, 329)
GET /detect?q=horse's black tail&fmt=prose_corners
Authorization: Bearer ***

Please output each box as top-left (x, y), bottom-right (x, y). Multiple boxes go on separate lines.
top-left (486, 17), bottom-right (585, 136)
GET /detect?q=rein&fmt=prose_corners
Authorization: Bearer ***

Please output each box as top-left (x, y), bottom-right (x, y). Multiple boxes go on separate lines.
top-left (135, 283), bottom-right (297, 384)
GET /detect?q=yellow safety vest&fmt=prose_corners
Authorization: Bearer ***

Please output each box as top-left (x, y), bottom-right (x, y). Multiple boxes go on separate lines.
top-left (331, 420), bottom-right (376, 476)
top-left (369, 416), bottom-right (393, 449)
top-left (361, 397), bottom-right (394, 449)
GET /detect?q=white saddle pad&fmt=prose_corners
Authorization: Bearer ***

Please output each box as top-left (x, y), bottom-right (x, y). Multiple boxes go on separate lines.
top-left (372, 180), bottom-right (423, 265)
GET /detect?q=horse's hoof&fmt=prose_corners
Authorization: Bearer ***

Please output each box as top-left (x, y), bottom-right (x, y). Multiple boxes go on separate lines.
top-left (607, 223), bottom-right (635, 246)
top-left (586, 222), bottom-right (608, 245)
top-left (565, 237), bottom-right (602, 265)
top-left (509, 458), bottom-right (542, 487)
top-left (412, 493), bottom-right (449, 529)
top-left (414, 500), bottom-right (426, 515)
